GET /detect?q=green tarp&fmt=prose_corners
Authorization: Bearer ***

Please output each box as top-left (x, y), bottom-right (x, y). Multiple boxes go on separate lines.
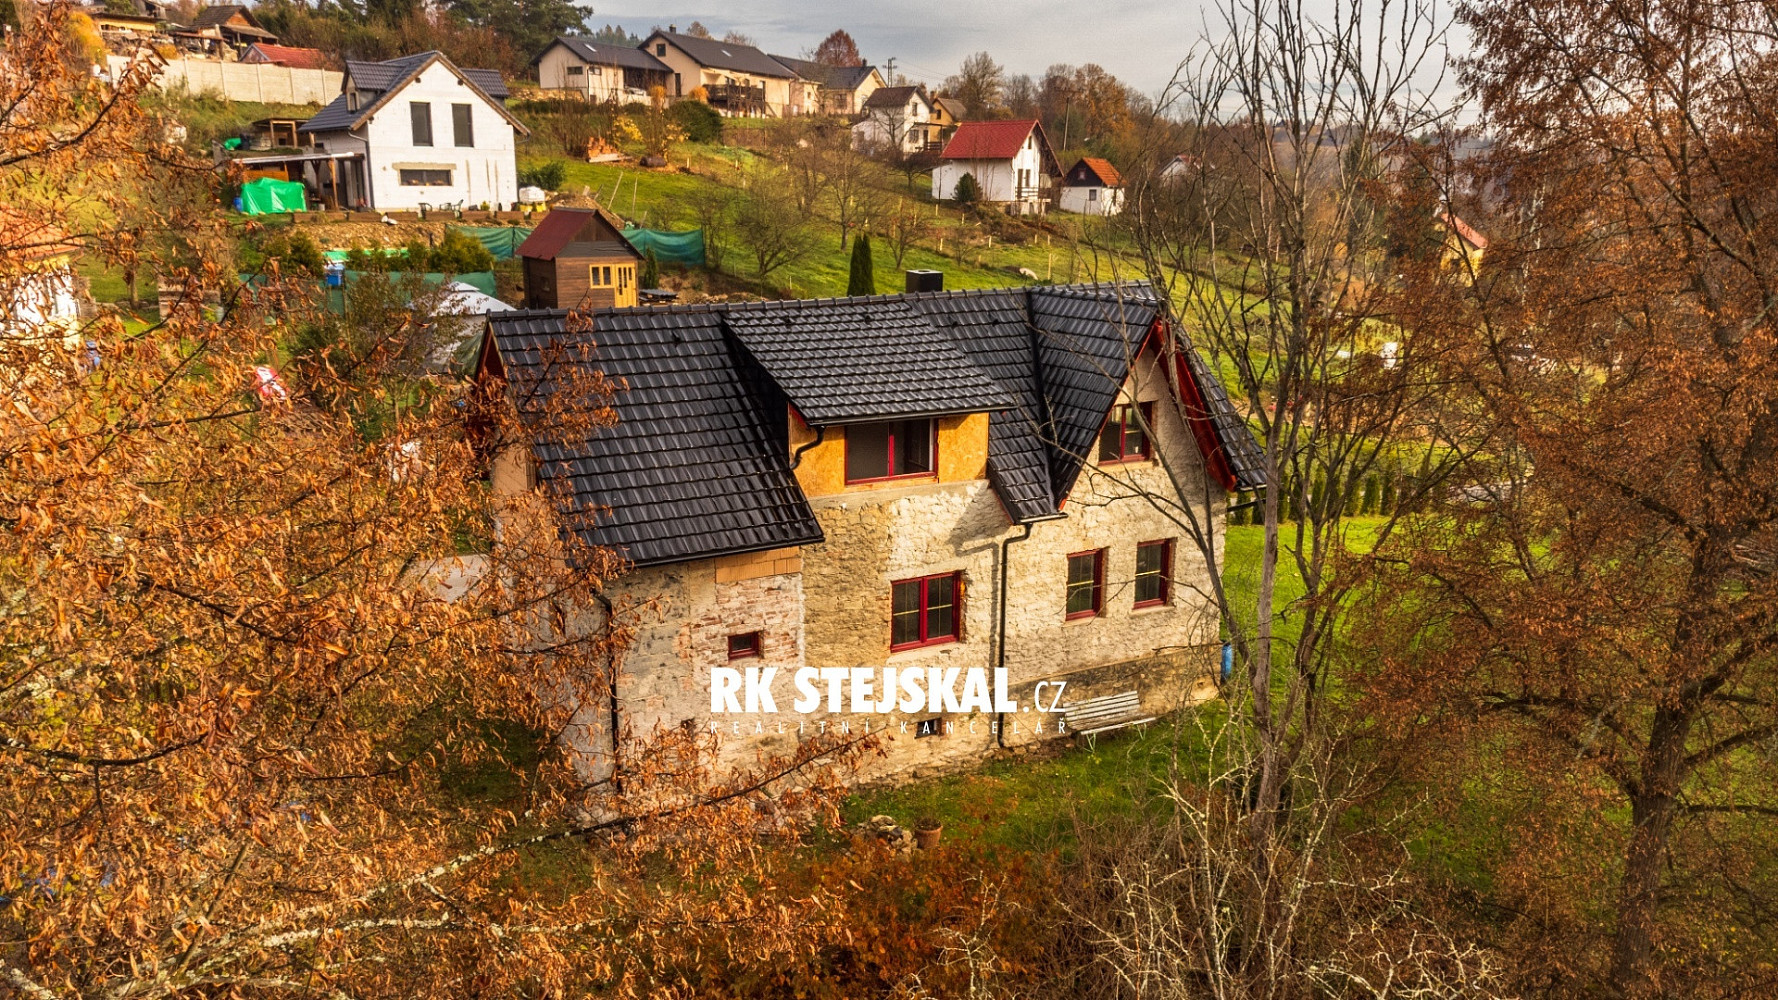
top-left (448, 225), bottom-right (533, 261)
top-left (622, 226), bottom-right (706, 267)
top-left (239, 177), bottom-right (308, 215)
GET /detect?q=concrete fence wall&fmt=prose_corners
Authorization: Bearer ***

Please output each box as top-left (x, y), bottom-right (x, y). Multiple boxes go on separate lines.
top-left (110, 56), bottom-right (341, 105)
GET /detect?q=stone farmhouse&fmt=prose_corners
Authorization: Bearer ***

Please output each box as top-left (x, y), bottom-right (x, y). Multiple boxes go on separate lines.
top-left (476, 282), bottom-right (1264, 782)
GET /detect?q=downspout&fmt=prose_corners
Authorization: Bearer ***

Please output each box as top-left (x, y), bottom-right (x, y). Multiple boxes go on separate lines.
top-left (788, 424), bottom-right (824, 468)
top-left (592, 591), bottom-right (621, 793)
top-left (994, 521), bottom-right (1035, 748)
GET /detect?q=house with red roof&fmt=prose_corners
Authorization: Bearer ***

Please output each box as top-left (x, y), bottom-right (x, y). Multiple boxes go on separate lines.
top-left (931, 119), bottom-right (1060, 215)
top-left (1059, 157), bottom-right (1124, 216)
top-left (242, 43), bottom-right (332, 70)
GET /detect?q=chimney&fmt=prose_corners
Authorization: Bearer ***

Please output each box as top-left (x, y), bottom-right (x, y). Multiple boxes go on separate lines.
top-left (905, 269), bottom-right (943, 293)
top-left (669, 23), bottom-right (677, 33)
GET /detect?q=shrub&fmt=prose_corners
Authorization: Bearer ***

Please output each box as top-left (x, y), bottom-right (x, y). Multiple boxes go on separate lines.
top-left (263, 229), bottom-right (327, 277)
top-left (424, 229), bottom-right (496, 274)
top-left (640, 247), bottom-right (659, 290)
top-left (846, 233), bottom-right (875, 296)
top-left (952, 171), bottom-right (981, 205)
top-left (669, 99), bottom-right (723, 143)
top-left (518, 160), bottom-right (567, 191)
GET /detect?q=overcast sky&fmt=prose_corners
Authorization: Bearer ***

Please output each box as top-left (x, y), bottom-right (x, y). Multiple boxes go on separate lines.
top-left (583, 1), bottom-right (1468, 106)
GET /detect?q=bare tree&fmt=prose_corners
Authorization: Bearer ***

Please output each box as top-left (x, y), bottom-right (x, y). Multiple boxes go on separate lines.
top-left (943, 51), bottom-right (1005, 120)
top-left (1051, 0), bottom-right (1490, 989)
top-left (733, 170), bottom-right (816, 285)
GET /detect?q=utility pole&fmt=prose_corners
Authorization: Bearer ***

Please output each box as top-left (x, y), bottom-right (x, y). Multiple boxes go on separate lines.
top-left (885, 57), bottom-right (898, 86)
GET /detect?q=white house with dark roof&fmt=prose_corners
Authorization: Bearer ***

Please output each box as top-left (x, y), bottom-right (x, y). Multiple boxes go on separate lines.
top-left (770, 56), bottom-right (884, 114)
top-left (533, 35), bottom-right (672, 102)
top-left (296, 52), bottom-right (526, 212)
top-left (637, 28), bottom-right (810, 116)
top-left (852, 85), bottom-right (937, 154)
top-left (477, 282), bottom-right (1265, 784)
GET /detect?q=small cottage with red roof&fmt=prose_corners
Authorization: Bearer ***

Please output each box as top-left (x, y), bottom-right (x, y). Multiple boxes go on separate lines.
top-left (1059, 157), bottom-right (1124, 216)
top-left (931, 119), bottom-right (1060, 215)
top-left (517, 206), bottom-right (642, 310)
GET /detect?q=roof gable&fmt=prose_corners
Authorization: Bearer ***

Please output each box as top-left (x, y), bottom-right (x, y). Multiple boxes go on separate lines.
top-left (542, 36), bottom-right (671, 73)
top-left (642, 30), bottom-right (796, 78)
top-left (942, 119), bottom-right (1039, 161)
top-left (863, 85), bottom-right (928, 111)
top-left (517, 208), bottom-right (635, 261)
top-left (1066, 156), bottom-right (1123, 188)
top-left (300, 52), bottom-right (525, 136)
top-left (720, 298), bottom-right (1016, 424)
top-left (191, 4), bottom-right (258, 29)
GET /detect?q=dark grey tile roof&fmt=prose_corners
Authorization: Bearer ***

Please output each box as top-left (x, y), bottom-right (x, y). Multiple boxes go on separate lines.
top-left (863, 85), bottom-right (924, 110)
top-left (461, 67), bottom-right (510, 99)
top-left (302, 52), bottom-right (511, 134)
top-left (299, 93), bottom-right (357, 133)
top-left (647, 31), bottom-right (796, 78)
top-left (720, 297), bottom-right (1015, 425)
top-left (484, 283), bottom-right (1264, 564)
top-left (552, 36), bottom-right (672, 73)
top-left (486, 309), bottom-right (823, 567)
top-left (770, 56), bottom-right (877, 90)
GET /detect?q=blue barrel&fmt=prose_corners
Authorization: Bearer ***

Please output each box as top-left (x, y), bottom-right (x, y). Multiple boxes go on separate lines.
top-left (1221, 642), bottom-right (1234, 681)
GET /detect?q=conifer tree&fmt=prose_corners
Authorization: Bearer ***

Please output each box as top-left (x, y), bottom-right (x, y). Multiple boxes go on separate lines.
top-left (847, 232), bottom-right (875, 296)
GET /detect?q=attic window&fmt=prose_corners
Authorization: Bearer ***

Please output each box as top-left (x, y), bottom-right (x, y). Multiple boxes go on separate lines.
top-left (655, 42), bottom-right (666, 56)
top-left (844, 419), bottom-right (936, 484)
top-left (346, 90), bottom-right (359, 111)
top-left (1099, 402), bottom-right (1154, 463)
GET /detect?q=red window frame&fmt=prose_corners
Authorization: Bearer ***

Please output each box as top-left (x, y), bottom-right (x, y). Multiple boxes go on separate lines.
top-left (890, 572), bottom-right (962, 650)
top-left (844, 419), bottom-right (938, 484)
top-left (1099, 402), bottom-right (1155, 463)
top-left (1134, 539), bottom-right (1172, 608)
top-left (726, 631), bottom-right (762, 660)
top-left (1065, 549), bottom-right (1105, 620)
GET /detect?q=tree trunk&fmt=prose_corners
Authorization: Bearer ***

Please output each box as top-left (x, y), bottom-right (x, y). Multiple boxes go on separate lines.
top-left (1610, 705), bottom-right (1692, 997)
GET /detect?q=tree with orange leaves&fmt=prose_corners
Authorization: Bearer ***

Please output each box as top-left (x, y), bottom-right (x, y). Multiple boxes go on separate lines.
top-left (1356, 0), bottom-right (1778, 993)
top-left (0, 7), bottom-right (869, 998)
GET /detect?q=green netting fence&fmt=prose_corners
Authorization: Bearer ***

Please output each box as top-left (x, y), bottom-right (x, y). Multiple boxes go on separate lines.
top-left (448, 225), bottom-right (533, 261)
top-left (622, 226), bottom-right (706, 267)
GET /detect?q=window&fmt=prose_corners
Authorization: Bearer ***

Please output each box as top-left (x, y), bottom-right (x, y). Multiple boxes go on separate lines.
top-left (410, 101), bottom-right (433, 146)
top-left (591, 65), bottom-right (603, 75)
top-left (1088, 188), bottom-right (1100, 201)
top-left (727, 632), bottom-right (762, 660)
top-left (1135, 540), bottom-right (1172, 607)
top-left (1066, 550), bottom-right (1104, 619)
top-left (566, 64), bottom-right (584, 76)
top-left (914, 717), bottom-right (945, 738)
top-left (589, 264), bottom-right (613, 286)
top-left (891, 572), bottom-right (961, 649)
top-left (452, 103), bottom-right (474, 147)
top-left (844, 419), bottom-right (935, 483)
top-left (1099, 402), bottom-right (1154, 463)
top-left (398, 168), bottom-right (452, 186)
top-left (655, 42), bottom-right (667, 56)
top-left (346, 90), bottom-right (359, 111)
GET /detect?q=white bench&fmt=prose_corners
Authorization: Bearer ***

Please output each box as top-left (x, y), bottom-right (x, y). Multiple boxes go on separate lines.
top-left (1063, 690), bottom-right (1155, 738)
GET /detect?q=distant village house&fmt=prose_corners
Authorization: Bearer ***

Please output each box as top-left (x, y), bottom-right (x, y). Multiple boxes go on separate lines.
top-left (931, 119), bottom-right (1060, 214)
top-left (533, 36), bottom-right (673, 104)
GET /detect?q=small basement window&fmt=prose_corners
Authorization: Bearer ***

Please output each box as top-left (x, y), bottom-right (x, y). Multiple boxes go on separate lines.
top-left (727, 632), bottom-right (762, 660)
top-left (398, 168), bottom-right (452, 186)
top-left (914, 716), bottom-right (945, 738)
top-left (1099, 402), bottom-right (1154, 463)
top-left (891, 572), bottom-right (960, 649)
top-left (845, 419), bottom-right (936, 483)
top-left (1134, 539), bottom-right (1172, 607)
top-left (1066, 549), bottom-right (1104, 619)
